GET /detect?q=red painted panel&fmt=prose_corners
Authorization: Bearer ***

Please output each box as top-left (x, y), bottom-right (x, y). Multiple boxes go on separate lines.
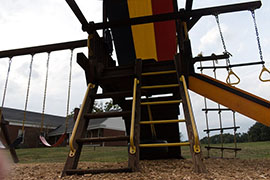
top-left (151, 0), bottom-right (177, 61)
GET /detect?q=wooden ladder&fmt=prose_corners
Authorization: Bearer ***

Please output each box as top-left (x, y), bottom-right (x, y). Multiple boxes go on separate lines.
top-left (138, 62), bottom-right (206, 172)
top-left (61, 59), bottom-right (142, 176)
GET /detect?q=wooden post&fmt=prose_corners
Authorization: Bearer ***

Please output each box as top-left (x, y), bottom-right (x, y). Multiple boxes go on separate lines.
top-left (176, 71), bottom-right (207, 173)
top-left (0, 109), bottom-right (19, 163)
top-left (174, 18), bottom-right (206, 173)
top-left (62, 84), bottom-right (98, 177)
top-left (128, 59), bottom-right (142, 171)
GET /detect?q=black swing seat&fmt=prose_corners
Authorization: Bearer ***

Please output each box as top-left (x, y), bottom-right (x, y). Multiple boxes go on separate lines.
top-left (10, 135), bottom-right (23, 148)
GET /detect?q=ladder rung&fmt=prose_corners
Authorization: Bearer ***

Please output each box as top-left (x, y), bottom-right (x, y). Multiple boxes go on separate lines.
top-left (142, 70), bottom-right (176, 76)
top-left (99, 73), bottom-right (134, 80)
top-left (93, 91), bottom-right (132, 99)
top-left (141, 84), bottom-right (179, 89)
top-left (202, 108), bottom-right (232, 112)
top-left (140, 119), bottom-right (185, 124)
top-left (76, 136), bottom-right (129, 144)
top-left (65, 168), bottom-right (132, 175)
top-left (84, 111), bottom-right (131, 119)
top-left (141, 100), bottom-right (181, 105)
top-left (140, 142), bottom-right (190, 148)
top-left (204, 126), bottom-right (240, 132)
top-left (205, 146), bottom-right (241, 151)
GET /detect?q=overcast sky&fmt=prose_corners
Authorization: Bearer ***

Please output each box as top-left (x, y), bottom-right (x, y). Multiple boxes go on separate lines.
top-left (0, 0), bottom-right (269, 140)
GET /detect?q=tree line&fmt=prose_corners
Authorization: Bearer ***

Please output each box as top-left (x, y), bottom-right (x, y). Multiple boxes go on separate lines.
top-left (200, 122), bottom-right (270, 144)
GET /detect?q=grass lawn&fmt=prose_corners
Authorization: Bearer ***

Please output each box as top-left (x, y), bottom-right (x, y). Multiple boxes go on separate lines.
top-left (200, 141), bottom-right (270, 159)
top-left (14, 146), bottom-right (128, 164)
top-left (10, 141), bottom-right (270, 164)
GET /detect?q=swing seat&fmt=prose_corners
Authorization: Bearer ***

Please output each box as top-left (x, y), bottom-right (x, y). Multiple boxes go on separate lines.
top-left (39, 133), bottom-right (67, 147)
top-left (10, 135), bottom-right (23, 148)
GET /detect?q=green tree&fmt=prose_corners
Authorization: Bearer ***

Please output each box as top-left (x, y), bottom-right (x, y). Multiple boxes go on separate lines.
top-left (92, 100), bottom-right (121, 113)
top-left (248, 122), bottom-right (270, 142)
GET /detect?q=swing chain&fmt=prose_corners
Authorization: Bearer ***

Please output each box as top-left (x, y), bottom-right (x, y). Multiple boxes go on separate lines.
top-left (41, 52), bottom-right (51, 133)
top-left (215, 15), bottom-right (231, 68)
top-left (65, 49), bottom-right (74, 133)
top-left (251, 10), bottom-right (270, 82)
top-left (215, 15), bottom-right (240, 85)
top-left (1, 58), bottom-right (13, 107)
top-left (22, 55), bottom-right (34, 133)
top-left (250, 10), bottom-right (264, 65)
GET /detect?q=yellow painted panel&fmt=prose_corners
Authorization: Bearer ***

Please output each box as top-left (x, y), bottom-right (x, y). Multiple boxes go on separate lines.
top-left (188, 75), bottom-right (270, 126)
top-left (127, 0), bottom-right (157, 60)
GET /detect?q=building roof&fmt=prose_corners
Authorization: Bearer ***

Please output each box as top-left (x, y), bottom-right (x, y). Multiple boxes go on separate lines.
top-left (48, 117), bottom-right (126, 136)
top-left (1, 107), bottom-right (126, 137)
top-left (1, 107), bottom-right (70, 129)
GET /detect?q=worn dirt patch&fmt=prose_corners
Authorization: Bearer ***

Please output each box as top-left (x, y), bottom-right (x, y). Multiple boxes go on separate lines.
top-left (7, 159), bottom-right (270, 180)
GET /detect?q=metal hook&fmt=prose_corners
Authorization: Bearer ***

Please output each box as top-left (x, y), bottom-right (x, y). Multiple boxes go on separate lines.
top-left (226, 69), bottom-right (240, 85)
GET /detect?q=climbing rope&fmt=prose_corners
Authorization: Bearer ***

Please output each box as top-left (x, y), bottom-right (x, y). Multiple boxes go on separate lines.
top-left (215, 15), bottom-right (240, 85)
top-left (211, 60), bottom-right (225, 157)
top-left (199, 55), bottom-right (238, 158)
top-left (40, 52), bottom-right (51, 133)
top-left (250, 10), bottom-right (270, 82)
top-left (22, 55), bottom-right (35, 133)
top-left (199, 61), bottom-right (210, 157)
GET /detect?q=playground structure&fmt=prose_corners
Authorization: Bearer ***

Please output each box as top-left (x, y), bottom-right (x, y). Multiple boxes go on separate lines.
top-left (0, 0), bottom-right (269, 177)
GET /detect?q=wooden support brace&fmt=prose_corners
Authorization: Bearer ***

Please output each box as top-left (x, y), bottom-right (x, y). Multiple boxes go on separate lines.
top-left (61, 84), bottom-right (98, 177)
top-left (174, 20), bottom-right (206, 173)
top-left (128, 59), bottom-right (142, 171)
top-left (177, 75), bottom-right (207, 173)
top-left (0, 109), bottom-right (19, 163)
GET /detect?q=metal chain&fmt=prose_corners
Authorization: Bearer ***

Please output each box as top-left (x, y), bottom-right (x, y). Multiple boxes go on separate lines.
top-left (41, 52), bottom-right (51, 133)
top-left (215, 14), bottom-right (241, 85)
top-left (22, 55), bottom-right (34, 132)
top-left (215, 15), bottom-right (231, 68)
top-left (65, 49), bottom-right (74, 133)
top-left (251, 10), bottom-right (264, 67)
top-left (1, 57), bottom-right (13, 107)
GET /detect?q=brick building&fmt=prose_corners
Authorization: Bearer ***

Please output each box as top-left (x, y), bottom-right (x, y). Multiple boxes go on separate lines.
top-left (49, 117), bottom-right (127, 146)
top-left (0, 107), bottom-right (126, 148)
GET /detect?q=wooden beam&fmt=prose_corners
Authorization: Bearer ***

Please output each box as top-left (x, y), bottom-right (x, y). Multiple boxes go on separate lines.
top-left (61, 85), bottom-right (98, 177)
top-left (192, 53), bottom-right (230, 63)
top-left (0, 39), bottom-right (87, 58)
top-left (77, 52), bottom-right (95, 85)
top-left (65, 0), bottom-right (89, 31)
top-left (176, 74), bottom-right (207, 173)
top-left (186, 0), bottom-right (193, 11)
top-left (65, 168), bottom-right (132, 175)
top-left (88, 1), bottom-right (261, 30)
top-left (174, 20), bottom-right (206, 172)
top-left (187, 16), bottom-right (201, 31)
top-left (128, 59), bottom-right (142, 171)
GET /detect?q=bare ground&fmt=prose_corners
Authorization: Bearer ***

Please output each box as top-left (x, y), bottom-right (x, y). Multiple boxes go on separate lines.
top-left (7, 159), bottom-right (270, 180)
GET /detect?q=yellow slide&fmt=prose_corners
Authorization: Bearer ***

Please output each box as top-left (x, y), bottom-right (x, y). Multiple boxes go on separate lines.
top-left (188, 74), bottom-right (270, 126)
